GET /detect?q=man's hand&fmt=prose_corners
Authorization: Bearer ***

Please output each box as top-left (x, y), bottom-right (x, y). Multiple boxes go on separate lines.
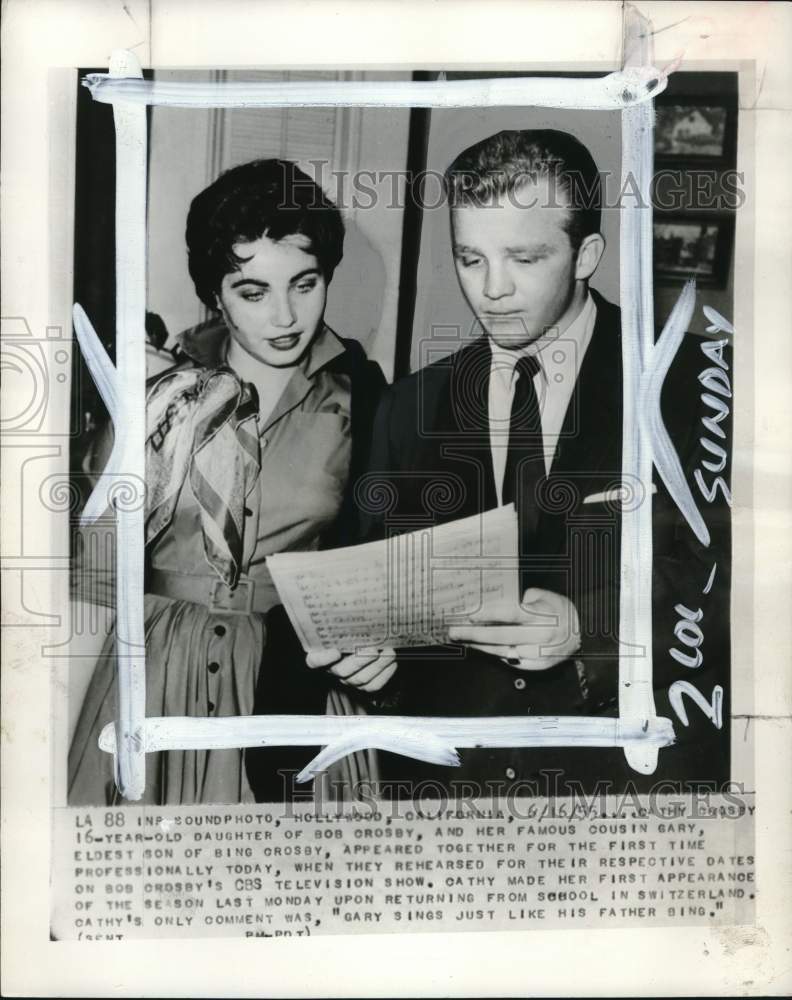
top-left (447, 588), bottom-right (580, 671)
top-left (305, 647), bottom-right (397, 692)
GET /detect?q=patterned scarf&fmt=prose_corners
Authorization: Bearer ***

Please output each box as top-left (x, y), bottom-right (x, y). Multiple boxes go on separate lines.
top-left (145, 366), bottom-right (261, 588)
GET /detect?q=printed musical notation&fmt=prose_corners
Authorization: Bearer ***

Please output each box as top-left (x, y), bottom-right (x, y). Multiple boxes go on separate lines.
top-left (267, 506), bottom-right (519, 652)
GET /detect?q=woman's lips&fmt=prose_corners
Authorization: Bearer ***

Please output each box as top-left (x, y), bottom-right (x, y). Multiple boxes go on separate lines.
top-left (267, 333), bottom-right (302, 350)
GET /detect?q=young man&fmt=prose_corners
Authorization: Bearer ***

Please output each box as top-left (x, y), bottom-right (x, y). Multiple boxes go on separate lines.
top-left (360, 129), bottom-right (731, 796)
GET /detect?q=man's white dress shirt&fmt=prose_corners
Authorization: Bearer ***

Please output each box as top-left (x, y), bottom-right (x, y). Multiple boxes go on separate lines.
top-left (488, 294), bottom-right (597, 505)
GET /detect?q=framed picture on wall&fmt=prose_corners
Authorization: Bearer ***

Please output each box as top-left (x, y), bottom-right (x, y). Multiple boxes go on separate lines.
top-left (654, 100), bottom-right (737, 164)
top-left (653, 212), bottom-right (735, 288)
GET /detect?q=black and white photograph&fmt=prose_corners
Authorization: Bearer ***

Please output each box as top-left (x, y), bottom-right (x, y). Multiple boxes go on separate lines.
top-left (2, 1), bottom-right (790, 996)
top-left (654, 104), bottom-right (731, 159)
top-left (654, 215), bottom-right (734, 285)
top-left (654, 218), bottom-right (720, 275)
top-left (66, 66), bottom-right (737, 808)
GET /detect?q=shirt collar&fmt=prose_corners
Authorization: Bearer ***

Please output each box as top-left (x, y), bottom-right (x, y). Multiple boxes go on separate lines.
top-left (303, 323), bottom-right (347, 376)
top-left (489, 292), bottom-right (597, 390)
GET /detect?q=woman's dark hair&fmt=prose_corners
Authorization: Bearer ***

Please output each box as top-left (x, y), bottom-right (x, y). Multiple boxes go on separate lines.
top-left (186, 159), bottom-right (345, 309)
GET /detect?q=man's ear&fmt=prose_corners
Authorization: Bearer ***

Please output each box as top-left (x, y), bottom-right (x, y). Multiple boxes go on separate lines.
top-left (574, 233), bottom-right (606, 282)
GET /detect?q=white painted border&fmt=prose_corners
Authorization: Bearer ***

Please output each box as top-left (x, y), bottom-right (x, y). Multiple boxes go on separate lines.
top-left (83, 67), bottom-right (670, 110)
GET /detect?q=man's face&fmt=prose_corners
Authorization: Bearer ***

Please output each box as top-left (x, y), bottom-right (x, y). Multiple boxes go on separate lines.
top-left (217, 233), bottom-right (327, 368)
top-left (451, 180), bottom-right (581, 350)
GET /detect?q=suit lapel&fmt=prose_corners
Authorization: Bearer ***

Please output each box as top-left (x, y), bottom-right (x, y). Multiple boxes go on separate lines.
top-left (444, 337), bottom-right (498, 516)
top-left (535, 296), bottom-right (623, 550)
top-left (413, 337), bottom-right (497, 522)
top-left (548, 296), bottom-right (622, 488)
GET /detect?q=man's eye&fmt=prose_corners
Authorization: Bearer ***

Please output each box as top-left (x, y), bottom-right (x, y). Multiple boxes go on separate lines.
top-left (295, 280), bottom-right (318, 294)
top-left (241, 290), bottom-right (266, 302)
top-left (457, 256), bottom-right (482, 268)
top-left (514, 256), bottom-right (539, 265)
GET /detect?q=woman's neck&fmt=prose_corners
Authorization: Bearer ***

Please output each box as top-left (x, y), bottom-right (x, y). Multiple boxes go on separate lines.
top-left (226, 337), bottom-right (295, 423)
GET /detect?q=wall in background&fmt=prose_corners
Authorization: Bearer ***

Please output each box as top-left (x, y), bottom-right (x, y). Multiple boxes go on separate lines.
top-left (409, 103), bottom-right (622, 372)
top-left (146, 71), bottom-right (411, 380)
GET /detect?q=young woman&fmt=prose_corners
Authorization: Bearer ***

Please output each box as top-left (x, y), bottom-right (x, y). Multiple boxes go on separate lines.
top-left (68, 159), bottom-right (394, 805)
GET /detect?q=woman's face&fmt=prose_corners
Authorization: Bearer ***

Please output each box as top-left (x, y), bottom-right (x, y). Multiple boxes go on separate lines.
top-left (217, 233), bottom-right (327, 368)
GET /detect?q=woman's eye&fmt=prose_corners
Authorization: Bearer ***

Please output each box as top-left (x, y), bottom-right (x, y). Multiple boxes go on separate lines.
top-left (458, 256), bottom-right (482, 268)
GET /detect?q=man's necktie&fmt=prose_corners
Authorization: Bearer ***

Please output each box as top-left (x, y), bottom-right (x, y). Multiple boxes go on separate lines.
top-left (502, 354), bottom-right (545, 553)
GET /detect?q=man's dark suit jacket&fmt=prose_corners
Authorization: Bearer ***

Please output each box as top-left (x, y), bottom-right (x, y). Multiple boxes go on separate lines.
top-left (364, 290), bottom-right (732, 795)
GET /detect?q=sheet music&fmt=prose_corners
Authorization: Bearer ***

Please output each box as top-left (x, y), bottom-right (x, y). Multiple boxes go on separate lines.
top-left (267, 505), bottom-right (519, 652)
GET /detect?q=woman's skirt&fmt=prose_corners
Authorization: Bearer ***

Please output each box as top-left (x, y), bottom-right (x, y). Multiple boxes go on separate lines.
top-left (68, 593), bottom-right (265, 805)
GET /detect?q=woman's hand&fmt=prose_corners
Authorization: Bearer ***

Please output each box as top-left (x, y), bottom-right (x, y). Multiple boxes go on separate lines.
top-left (306, 646), bottom-right (397, 692)
top-left (447, 588), bottom-right (581, 671)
